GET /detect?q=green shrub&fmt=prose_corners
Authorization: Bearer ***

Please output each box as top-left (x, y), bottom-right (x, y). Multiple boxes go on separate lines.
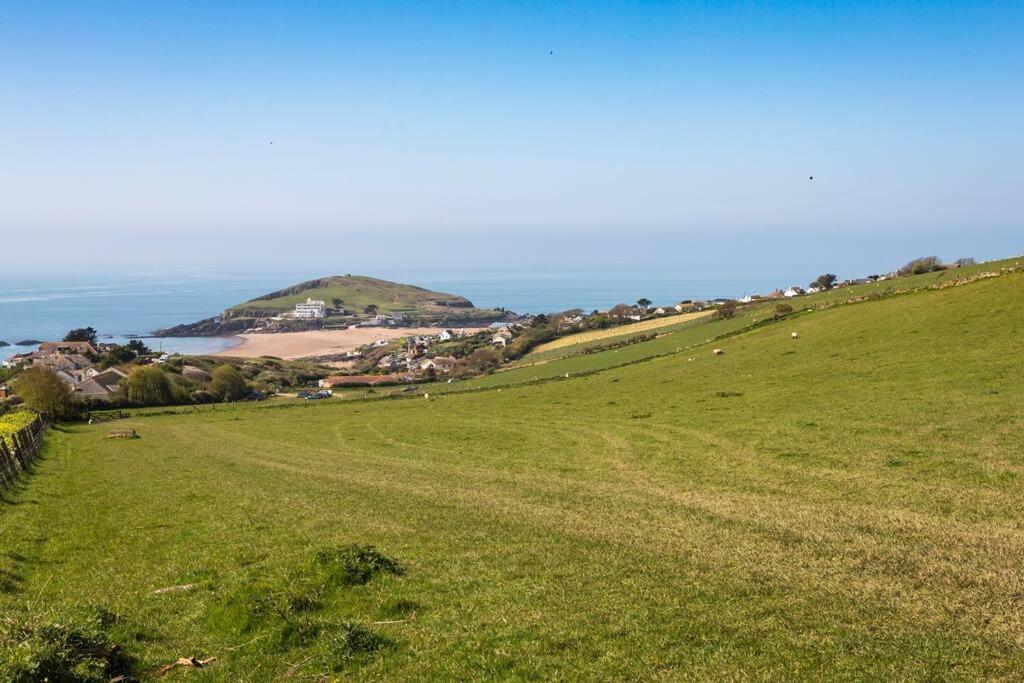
top-left (773, 303), bottom-right (794, 319)
top-left (713, 300), bottom-right (738, 319)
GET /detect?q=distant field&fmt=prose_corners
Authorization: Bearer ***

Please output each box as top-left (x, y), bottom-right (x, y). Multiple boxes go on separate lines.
top-left (529, 310), bottom-right (712, 355)
top-left (3, 269), bottom-right (1023, 678)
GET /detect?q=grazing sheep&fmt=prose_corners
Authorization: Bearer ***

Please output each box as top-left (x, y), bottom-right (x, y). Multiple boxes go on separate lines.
top-left (713, 348), bottom-right (724, 355)
top-left (791, 331), bottom-right (799, 339)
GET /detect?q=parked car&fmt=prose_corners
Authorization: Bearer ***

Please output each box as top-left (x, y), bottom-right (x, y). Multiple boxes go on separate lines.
top-left (296, 390), bottom-right (313, 398)
top-left (305, 390), bottom-right (332, 401)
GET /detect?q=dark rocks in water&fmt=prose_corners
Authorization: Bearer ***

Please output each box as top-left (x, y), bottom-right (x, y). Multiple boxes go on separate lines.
top-left (15, 339), bottom-right (43, 346)
top-left (153, 316), bottom-right (253, 338)
top-left (0, 340), bottom-right (9, 347)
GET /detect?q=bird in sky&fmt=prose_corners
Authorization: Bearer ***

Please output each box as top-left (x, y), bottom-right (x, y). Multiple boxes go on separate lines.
top-left (809, 176), bottom-right (814, 180)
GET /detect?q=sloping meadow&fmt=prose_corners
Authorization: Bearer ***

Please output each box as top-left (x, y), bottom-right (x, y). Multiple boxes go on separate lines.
top-left (0, 270), bottom-right (1022, 678)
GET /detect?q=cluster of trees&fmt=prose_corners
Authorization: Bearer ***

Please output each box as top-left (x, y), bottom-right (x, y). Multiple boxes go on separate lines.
top-left (898, 256), bottom-right (943, 276)
top-left (121, 364), bottom-right (249, 406)
top-left (64, 327), bottom-right (98, 344)
top-left (811, 273), bottom-right (837, 290)
top-left (7, 362), bottom-right (258, 420)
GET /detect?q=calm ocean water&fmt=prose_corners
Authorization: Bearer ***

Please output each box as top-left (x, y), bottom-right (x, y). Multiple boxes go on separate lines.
top-left (0, 267), bottom-right (797, 362)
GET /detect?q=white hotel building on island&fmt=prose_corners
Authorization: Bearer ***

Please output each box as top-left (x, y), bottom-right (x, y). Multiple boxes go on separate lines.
top-left (294, 298), bottom-right (326, 318)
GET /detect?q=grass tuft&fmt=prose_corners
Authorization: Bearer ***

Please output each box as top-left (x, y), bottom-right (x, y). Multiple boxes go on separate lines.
top-left (0, 606), bottom-right (137, 682)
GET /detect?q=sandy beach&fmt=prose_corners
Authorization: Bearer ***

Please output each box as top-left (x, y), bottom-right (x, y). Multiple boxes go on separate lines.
top-left (211, 327), bottom-right (484, 360)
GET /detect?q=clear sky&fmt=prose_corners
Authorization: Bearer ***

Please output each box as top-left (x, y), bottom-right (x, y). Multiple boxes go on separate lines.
top-left (1, 1), bottom-right (1021, 275)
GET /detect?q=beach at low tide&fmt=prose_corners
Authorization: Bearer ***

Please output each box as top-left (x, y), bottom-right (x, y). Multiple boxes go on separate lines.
top-left (210, 327), bottom-right (487, 360)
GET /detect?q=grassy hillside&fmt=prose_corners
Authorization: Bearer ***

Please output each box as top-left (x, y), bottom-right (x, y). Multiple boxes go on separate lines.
top-left (232, 275), bottom-right (487, 316)
top-left (155, 275), bottom-right (505, 336)
top-left (2, 269), bottom-right (1023, 679)
top-left (528, 310), bottom-right (712, 355)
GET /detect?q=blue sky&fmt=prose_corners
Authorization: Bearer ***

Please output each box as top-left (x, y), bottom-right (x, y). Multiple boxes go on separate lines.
top-left (1, 1), bottom-right (1021, 275)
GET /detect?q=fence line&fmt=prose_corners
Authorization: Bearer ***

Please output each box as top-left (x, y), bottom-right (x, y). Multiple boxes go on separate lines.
top-left (0, 414), bottom-right (49, 491)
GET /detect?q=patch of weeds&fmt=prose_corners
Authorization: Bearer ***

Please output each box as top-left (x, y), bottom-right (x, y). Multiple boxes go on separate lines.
top-left (886, 458), bottom-right (904, 467)
top-left (797, 420), bottom-right (818, 428)
top-left (715, 391), bottom-right (743, 398)
top-left (781, 350), bottom-right (797, 355)
top-left (630, 413), bottom-right (652, 420)
top-left (314, 621), bottom-right (389, 670)
top-left (0, 606), bottom-right (139, 682)
top-left (311, 545), bottom-right (404, 587)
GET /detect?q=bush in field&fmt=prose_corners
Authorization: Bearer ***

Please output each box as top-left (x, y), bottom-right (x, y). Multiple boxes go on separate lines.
top-left (714, 300), bottom-right (738, 319)
top-left (123, 366), bottom-right (176, 406)
top-left (773, 303), bottom-right (794, 319)
top-left (11, 367), bottom-right (77, 420)
top-left (211, 365), bottom-right (249, 401)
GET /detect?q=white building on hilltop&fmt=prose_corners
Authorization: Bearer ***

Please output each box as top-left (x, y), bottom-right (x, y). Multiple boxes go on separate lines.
top-left (294, 298), bottom-right (326, 318)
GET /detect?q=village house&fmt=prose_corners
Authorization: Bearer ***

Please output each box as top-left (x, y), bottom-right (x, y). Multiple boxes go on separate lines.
top-left (74, 367), bottom-right (127, 401)
top-left (1, 353), bottom-right (33, 368)
top-left (420, 356), bottom-right (458, 374)
top-left (31, 352), bottom-right (96, 385)
top-left (783, 286), bottom-right (806, 298)
top-left (491, 335), bottom-right (507, 348)
top-left (674, 301), bottom-right (704, 313)
top-left (294, 298), bottom-right (326, 319)
top-left (38, 341), bottom-right (98, 356)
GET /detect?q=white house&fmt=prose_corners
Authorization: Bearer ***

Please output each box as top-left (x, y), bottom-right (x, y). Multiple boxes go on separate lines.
top-left (738, 295), bottom-right (755, 304)
top-left (783, 286), bottom-right (805, 298)
top-left (294, 298), bottom-right (326, 319)
top-left (491, 335), bottom-right (507, 347)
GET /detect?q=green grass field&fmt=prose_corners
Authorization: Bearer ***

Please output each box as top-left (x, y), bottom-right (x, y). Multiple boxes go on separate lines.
top-left (2, 268), bottom-right (1023, 679)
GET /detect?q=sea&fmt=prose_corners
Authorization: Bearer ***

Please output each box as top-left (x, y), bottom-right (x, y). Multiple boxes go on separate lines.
top-left (0, 267), bottom-right (804, 362)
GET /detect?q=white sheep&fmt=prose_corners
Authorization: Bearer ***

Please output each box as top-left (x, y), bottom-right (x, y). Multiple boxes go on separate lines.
top-left (713, 348), bottom-right (724, 355)
top-left (791, 331), bottom-right (799, 339)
